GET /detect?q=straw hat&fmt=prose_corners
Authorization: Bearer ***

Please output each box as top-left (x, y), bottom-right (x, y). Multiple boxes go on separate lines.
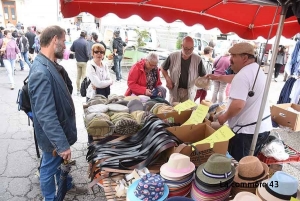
top-left (231, 192), bottom-right (262, 201)
top-left (234, 156), bottom-right (269, 184)
top-left (160, 153), bottom-right (195, 179)
top-left (256, 171), bottom-right (298, 201)
top-left (200, 100), bottom-right (213, 107)
top-left (195, 76), bottom-right (210, 90)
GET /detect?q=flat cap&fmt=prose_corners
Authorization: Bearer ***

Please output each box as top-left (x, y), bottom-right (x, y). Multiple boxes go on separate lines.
top-left (229, 42), bottom-right (255, 56)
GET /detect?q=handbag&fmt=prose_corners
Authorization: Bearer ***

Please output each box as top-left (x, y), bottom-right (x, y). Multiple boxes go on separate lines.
top-left (0, 38), bottom-right (9, 55)
top-left (225, 65), bottom-right (234, 75)
top-left (212, 56), bottom-right (222, 74)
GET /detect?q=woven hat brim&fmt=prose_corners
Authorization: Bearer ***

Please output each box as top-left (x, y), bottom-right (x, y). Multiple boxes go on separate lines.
top-left (196, 162), bottom-right (235, 185)
top-left (256, 180), bottom-right (286, 201)
top-left (126, 179), bottom-right (169, 201)
top-left (160, 162), bottom-right (195, 178)
top-left (234, 162), bottom-right (269, 184)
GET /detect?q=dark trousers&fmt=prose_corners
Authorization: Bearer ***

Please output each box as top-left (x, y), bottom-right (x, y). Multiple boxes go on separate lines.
top-left (274, 63), bottom-right (283, 78)
top-left (228, 131), bottom-right (270, 162)
top-left (0, 55), bottom-right (4, 67)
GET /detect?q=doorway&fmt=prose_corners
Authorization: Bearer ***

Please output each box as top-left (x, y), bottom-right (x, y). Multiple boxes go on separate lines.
top-left (2, 1), bottom-right (17, 26)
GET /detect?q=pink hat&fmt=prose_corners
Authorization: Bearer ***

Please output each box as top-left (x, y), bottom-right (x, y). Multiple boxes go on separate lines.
top-left (160, 153), bottom-right (195, 179)
top-left (231, 192), bottom-right (262, 201)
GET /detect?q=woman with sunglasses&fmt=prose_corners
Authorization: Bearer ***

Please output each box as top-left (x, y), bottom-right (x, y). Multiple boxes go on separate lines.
top-left (86, 43), bottom-right (112, 100)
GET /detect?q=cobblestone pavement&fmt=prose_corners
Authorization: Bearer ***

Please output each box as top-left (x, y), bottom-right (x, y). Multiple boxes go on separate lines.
top-left (1, 59), bottom-right (300, 201)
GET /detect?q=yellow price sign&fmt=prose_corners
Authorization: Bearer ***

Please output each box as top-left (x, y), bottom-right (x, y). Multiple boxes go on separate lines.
top-left (192, 125), bottom-right (235, 148)
top-left (182, 104), bottom-right (209, 126)
top-left (291, 197), bottom-right (300, 201)
top-left (174, 100), bottom-right (197, 114)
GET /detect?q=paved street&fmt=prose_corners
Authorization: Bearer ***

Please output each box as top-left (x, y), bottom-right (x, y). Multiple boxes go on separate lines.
top-left (1, 58), bottom-right (300, 201)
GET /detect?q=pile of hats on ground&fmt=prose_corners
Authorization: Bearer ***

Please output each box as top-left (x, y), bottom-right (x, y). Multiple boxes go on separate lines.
top-left (83, 94), bottom-right (177, 138)
top-left (191, 153), bottom-right (234, 201)
top-left (160, 153), bottom-right (195, 198)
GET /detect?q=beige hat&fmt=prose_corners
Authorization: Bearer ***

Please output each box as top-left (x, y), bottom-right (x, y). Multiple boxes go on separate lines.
top-left (160, 153), bottom-right (195, 179)
top-left (229, 42), bottom-right (255, 56)
top-left (194, 76), bottom-right (210, 89)
top-left (234, 156), bottom-right (269, 184)
top-left (231, 192), bottom-right (262, 201)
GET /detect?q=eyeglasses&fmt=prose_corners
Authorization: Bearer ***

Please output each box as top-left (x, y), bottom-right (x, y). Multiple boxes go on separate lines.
top-left (148, 61), bottom-right (158, 68)
top-left (94, 50), bottom-right (105, 54)
top-left (182, 46), bottom-right (194, 52)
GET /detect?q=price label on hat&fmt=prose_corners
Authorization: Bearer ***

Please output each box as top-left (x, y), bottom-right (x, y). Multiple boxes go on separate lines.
top-left (182, 104), bottom-right (209, 126)
top-left (174, 100), bottom-right (197, 114)
top-left (291, 197), bottom-right (300, 201)
top-left (192, 125), bottom-right (235, 149)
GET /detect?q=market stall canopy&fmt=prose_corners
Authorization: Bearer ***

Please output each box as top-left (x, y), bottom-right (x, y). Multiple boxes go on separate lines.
top-left (256, 36), bottom-right (297, 46)
top-left (60, 0), bottom-right (300, 40)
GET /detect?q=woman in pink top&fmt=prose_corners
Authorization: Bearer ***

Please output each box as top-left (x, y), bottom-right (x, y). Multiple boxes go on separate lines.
top-left (211, 51), bottom-right (231, 103)
top-left (0, 30), bottom-right (21, 90)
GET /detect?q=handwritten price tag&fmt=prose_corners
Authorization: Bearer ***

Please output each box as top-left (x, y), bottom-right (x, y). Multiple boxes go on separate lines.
top-left (182, 104), bottom-right (209, 126)
top-left (192, 125), bottom-right (235, 149)
top-left (174, 100), bottom-right (197, 114)
top-left (291, 197), bottom-right (300, 201)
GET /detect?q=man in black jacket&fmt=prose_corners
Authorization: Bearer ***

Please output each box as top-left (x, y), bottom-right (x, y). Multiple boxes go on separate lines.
top-left (70, 30), bottom-right (89, 94)
top-left (112, 30), bottom-right (126, 82)
top-left (25, 26), bottom-right (36, 55)
top-left (17, 31), bottom-right (32, 70)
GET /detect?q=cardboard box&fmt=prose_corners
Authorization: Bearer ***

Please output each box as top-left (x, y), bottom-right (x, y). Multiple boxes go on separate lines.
top-left (271, 103), bottom-right (300, 131)
top-left (166, 123), bottom-right (228, 156)
top-left (156, 110), bottom-right (211, 126)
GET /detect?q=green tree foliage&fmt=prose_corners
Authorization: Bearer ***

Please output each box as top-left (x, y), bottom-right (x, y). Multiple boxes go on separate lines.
top-left (134, 29), bottom-right (150, 47)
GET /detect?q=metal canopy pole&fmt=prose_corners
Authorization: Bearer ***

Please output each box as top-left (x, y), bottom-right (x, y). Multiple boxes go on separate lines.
top-left (249, 1), bottom-right (290, 156)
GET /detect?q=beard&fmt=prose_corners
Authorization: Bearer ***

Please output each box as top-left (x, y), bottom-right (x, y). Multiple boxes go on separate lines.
top-left (181, 50), bottom-right (192, 57)
top-left (54, 43), bottom-right (64, 59)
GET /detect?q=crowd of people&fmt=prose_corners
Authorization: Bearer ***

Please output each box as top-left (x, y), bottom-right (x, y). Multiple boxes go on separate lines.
top-left (0, 22), bottom-right (41, 89)
top-left (2, 23), bottom-right (276, 200)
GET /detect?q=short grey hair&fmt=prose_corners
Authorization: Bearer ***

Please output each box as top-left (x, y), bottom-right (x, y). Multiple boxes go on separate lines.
top-left (146, 52), bottom-right (159, 63)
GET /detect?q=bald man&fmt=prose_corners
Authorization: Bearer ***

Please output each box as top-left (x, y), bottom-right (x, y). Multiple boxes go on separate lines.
top-left (161, 36), bottom-right (206, 104)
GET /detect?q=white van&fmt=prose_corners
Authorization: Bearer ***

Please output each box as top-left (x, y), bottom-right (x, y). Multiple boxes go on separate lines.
top-left (143, 29), bottom-right (160, 50)
top-left (191, 36), bottom-right (209, 55)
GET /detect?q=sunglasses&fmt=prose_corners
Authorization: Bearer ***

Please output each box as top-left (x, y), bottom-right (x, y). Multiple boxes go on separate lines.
top-left (94, 50), bottom-right (105, 54)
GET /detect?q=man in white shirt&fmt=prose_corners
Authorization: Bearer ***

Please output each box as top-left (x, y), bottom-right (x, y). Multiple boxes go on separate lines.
top-left (208, 42), bottom-right (272, 161)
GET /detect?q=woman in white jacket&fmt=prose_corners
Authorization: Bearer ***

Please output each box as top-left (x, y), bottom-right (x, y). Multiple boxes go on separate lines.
top-left (86, 43), bottom-right (113, 100)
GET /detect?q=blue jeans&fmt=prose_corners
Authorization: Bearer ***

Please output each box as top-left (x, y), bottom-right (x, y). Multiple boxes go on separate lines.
top-left (113, 55), bottom-right (123, 80)
top-left (20, 51), bottom-right (32, 69)
top-left (40, 151), bottom-right (73, 201)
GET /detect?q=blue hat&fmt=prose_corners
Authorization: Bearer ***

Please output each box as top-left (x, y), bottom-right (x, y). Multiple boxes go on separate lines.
top-left (256, 171), bottom-right (298, 201)
top-left (127, 173), bottom-right (169, 201)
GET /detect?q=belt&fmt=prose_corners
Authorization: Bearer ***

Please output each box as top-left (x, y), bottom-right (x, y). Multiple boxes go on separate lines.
top-left (87, 114), bottom-right (183, 187)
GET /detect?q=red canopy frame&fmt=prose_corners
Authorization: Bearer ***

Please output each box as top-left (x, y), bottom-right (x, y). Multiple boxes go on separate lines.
top-left (60, 0), bottom-right (300, 39)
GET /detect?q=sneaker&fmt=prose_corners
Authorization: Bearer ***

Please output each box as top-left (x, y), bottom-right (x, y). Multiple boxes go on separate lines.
top-left (11, 84), bottom-right (14, 90)
top-left (77, 91), bottom-right (80, 95)
top-left (67, 184), bottom-right (88, 194)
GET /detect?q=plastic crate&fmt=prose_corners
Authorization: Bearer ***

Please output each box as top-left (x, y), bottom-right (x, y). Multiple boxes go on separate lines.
top-left (257, 144), bottom-right (300, 165)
